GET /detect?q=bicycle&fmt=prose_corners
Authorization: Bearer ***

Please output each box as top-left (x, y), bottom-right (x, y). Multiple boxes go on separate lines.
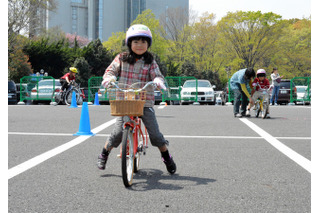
top-left (108, 81), bottom-right (156, 187)
top-left (55, 81), bottom-right (83, 105)
top-left (253, 83), bottom-right (273, 119)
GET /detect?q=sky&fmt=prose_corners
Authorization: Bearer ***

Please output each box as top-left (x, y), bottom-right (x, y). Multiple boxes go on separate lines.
top-left (189, 0), bottom-right (311, 21)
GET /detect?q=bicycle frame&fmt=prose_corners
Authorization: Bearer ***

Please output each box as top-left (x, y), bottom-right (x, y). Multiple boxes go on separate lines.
top-left (253, 84), bottom-right (273, 118)
top-left (120, 116), bottom-right (148, 158)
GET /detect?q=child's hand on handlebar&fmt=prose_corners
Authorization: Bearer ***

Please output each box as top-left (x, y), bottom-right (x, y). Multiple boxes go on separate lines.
top-left (101, 76), bottom-right (117, 88)
top-left (153, 77), bottom-right (167, 91)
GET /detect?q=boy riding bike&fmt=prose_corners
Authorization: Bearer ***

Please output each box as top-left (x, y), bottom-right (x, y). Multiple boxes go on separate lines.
top-left (247, 69), bottom-right (271, 118)
top-left (60, 67), bottom-right (78, 92)
top-left (97, 24), bottom-right (176, 174)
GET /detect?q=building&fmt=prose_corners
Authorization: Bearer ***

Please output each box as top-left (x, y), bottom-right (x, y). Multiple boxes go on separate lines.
top-left (41, 0), bottom-right (189, 41)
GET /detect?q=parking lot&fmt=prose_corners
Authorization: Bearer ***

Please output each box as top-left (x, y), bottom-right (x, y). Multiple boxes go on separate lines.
top-left (8, 104), bottom-right (311, 212)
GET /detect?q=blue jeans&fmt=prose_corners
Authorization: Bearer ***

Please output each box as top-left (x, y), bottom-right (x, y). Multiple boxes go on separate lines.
top-left (270, 85), bottom-right (280, 104)
top-left (233, 89), bottom-right (248, 115)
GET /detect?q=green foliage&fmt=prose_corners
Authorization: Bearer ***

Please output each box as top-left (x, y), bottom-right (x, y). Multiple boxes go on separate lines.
top-left (23, 37), bottom-right (73, 78)
top-left (13, 9), bottom-right (310, 90)
top-left (73, 57), bottom-right (90, 87)
top-left (102, 31), bottom-right (126, 58)
top-left (8, 35), bottom-right (33, 82)
top-left (82, 39), bottom-right (112, 77)
top-left (131, 10), bottom-right (171, 61)
top-left (217, 11), bottom-right (282, 69)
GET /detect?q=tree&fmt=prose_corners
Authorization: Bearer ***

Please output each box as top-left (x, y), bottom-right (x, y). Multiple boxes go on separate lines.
top-left (159, 7), bottom-right (189, 41)
top-left (273, 18), bottom-right (311, 77)
top-left (23, 37), bottom-right (73, 78)
top-left (102, 31), bottom-right (126, 57)
top-left (74, 57), bottom-right (90, 87)
top-left (186, 13), bottom-right (220, 72)
top-left (217, 11), bottom-right (282, 69)
top-left (82, 39), bottom-right (112, 77)
top-left (8, 35), bottom-right (33, 82)
top-left (131, 9), bottom-right (171, 61)
top-left (8, 0), bottom-right (57, 50)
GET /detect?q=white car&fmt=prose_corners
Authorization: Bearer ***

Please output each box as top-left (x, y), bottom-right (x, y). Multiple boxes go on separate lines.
top-left (296, 85), bottom-right (310, 105)
top-left (180, 80), bottom-right (216, 105)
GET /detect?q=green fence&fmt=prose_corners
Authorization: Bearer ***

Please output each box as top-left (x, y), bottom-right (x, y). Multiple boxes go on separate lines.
top-left (165, 76), bottom-right (198, 104)
top-left (87, 77), bottom-right (107, 103)
top-left (88, 76), bottom-right (200, 104)
top-left (290, 77), bottom-right (311, 104)
top-left (19, 76), bottom-right (57, 104)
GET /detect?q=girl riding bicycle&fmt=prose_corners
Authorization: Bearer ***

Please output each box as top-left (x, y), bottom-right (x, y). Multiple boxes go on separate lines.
top-left (97, 24), bottom-right (176, 174)
top-left (247, 69), bottom-right (271, 118)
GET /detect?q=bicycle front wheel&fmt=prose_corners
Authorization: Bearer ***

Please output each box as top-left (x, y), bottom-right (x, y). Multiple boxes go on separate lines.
top-left (262, 101), bottom-right (269, 119)
top-left (255, 102), bottom-right (261, 118)
top-left (121, 126), bottom-right (134, 187)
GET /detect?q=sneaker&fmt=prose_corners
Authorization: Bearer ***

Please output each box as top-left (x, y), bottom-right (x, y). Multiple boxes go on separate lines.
top-left (266, 113), bottom-right (270, 118)
top-left (245, 109), bottom-right (251, 117)
top-left (162, 155), bottom-right (176, 174)
top-left (274, 103), bottom-right (278, 106)
top-left (234, 113), bottom-right (242, 118)
top-left (97, 154), bottom-right (108, 170)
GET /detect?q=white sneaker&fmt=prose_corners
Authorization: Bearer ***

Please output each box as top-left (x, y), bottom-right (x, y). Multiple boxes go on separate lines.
top-left (245, 110), bottom-right (251, 117)
top-left (274, 103), bottom-right (278, 106)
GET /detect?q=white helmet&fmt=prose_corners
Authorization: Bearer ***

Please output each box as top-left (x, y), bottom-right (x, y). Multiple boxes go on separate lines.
top-left (125, 24), bottom-right (152, 47)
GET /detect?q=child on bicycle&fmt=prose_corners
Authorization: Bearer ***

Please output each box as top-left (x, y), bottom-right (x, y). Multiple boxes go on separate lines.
top-left (60, 67), bottom-right (78, 92)
top-left (247, 69), bottom-right (271, 118)
top-left (97, 24), bottom-right (176, 174)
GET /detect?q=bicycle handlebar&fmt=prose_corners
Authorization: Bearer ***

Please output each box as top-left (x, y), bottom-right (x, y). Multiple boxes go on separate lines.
top-left (254, 83), bottom-right (273, 91)
top-left (110, 81), bottom-right (158, 92)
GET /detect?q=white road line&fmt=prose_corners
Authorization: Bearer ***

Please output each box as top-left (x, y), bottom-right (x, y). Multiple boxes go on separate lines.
top-left (8, 118), bottom-right (116, 180)
top-left (239, 118), bottom-right (311, 173)
top-left (8, 132), bottom-right (311, 140)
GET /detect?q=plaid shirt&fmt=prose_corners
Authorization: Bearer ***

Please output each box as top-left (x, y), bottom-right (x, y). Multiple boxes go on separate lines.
top-left (103, 53), bottom-right (165, 107)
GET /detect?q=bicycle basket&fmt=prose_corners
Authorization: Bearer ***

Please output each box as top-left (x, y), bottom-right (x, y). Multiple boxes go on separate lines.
top-left (108, 88), bottom-right (146, 116)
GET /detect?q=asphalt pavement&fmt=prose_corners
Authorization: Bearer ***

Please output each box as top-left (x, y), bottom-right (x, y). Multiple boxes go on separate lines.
top-left (8, 104), bottom-right (311, 212)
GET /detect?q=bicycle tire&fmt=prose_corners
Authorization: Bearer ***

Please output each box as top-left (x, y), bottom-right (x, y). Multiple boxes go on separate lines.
top-left (262, 101), bottom-right (269, 119)
top-left (54, 92), bottom-right (63, 105)
top-left (121, 126), bottom-right (134, 187)
top-left (65, 89), bottom-right (80, 105)
top-left (134, 130), bottom-right (143, 173)
top-left (255, 102), bottom-right (260, 118)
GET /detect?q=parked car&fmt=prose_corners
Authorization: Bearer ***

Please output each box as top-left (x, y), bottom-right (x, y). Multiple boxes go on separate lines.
top-left (31, 79), bottom-right (61, 104)
top-left (296, 85), bottom-right (311, 105)
top-left (276, 79), bottom-right (297, 105)
top-left (180, 80), bottom-right (216, 105)
top-left (8, 80), bottom-right (17, 105)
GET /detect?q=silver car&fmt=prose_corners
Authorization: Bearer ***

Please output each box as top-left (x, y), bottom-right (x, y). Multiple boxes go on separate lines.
top-left (31, 79), bottom-right (61, 104)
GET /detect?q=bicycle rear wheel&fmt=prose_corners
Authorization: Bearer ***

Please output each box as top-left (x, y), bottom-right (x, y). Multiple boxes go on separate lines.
top-left (121, 126), bottom-right (134, 187)
top-left (65, 89), bottom-right (80, 105)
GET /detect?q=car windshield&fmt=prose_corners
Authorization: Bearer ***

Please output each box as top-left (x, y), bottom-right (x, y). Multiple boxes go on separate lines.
top-left (8, 82), bottom-right (15, 90)
top-left (297, 87), bottom-right (307, 93)
top-left (183, 81), bottom-right (211, 88)
top-left (38, 80), bottom-right (61, 87)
